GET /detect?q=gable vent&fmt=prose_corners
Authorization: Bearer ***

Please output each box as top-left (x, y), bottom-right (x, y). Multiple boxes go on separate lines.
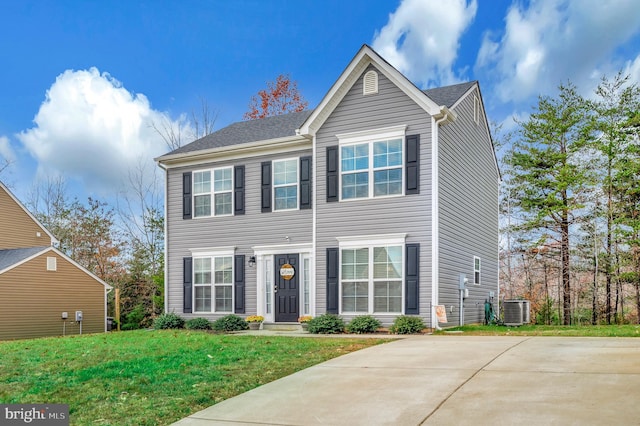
top-left (47, 257), bottom-right (57, 271)
top-left (363, 70), bottom-right (378, 95)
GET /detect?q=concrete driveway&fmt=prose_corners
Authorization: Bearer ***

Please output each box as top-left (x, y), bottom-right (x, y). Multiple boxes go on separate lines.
top-left (173, 335), bottom-right (640, 425)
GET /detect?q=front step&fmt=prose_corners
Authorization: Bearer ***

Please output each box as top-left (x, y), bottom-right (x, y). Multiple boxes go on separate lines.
top-left (262, 322), bottom-right (303, 332)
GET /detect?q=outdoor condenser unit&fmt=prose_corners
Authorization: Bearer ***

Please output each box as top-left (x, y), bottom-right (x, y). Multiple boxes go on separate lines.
top-left (503, 300), bottom-right (525, 326)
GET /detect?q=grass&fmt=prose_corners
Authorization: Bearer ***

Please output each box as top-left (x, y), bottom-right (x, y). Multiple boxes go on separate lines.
top-left (0, 330), bottom-right (389, 425)
top-left (436, 324), bottom-right (640, 337)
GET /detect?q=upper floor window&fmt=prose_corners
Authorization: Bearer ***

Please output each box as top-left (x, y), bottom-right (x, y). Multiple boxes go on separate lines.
top-left (193, 167), bottom-right (233, 217)
top-left (273, 158), bottom-right (298, 211)
top-left (474, 256), bottom-right (481, 285)
top-left (337, 126), bottom-right (406, 201)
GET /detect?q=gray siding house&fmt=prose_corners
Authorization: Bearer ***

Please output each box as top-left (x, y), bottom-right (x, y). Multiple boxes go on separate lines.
top-left (156, 45), bottom-right (499, 328)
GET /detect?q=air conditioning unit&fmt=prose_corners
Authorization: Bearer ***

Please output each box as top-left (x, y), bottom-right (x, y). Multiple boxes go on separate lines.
top-left (503, 300), bottom-right (526, 326)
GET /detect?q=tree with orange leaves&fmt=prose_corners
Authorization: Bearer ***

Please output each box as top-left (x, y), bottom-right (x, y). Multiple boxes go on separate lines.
top-left (243, 74), bottom-right (308, 120)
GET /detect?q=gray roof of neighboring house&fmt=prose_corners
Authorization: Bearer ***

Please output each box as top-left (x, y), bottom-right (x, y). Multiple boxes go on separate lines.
top-left (0, 246), bottom-right (49, 272)
top-left (160, 81), bottom-right (476, 158)
top-left (423, 81), bottom-right (477, 108)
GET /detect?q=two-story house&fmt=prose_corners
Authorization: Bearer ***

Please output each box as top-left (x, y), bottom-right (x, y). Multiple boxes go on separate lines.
top-left (0, 181), bottom-right (112, 339)
top-left (156, 45), bottom-right (499, 328)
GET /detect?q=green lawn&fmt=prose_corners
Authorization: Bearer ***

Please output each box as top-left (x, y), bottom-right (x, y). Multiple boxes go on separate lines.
top-left (436, 324), bottom-right (640, 337)
top-left (0, 330), bottom-right (389, 425)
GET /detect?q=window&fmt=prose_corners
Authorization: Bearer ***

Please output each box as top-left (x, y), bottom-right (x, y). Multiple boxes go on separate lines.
top-left (194, 255), bottom-right (233, 313)
top-left (264, 257), bottom-right (273, 314)
top-left (303, 256), bottom-right (311, 315)
top-left (193, 167), bottom-right (233, 217)
top-left (474, 256), bottom-right (481, 285)
top-left (273, 159), bottom-right (298, 210)
top-left (340, 244), bottom-right (403, 314)
top-left (337, 126), bottom-right (405, 200)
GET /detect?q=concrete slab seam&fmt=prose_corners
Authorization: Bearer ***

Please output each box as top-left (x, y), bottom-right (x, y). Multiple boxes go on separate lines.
top-left (418, 337), bottom-right (532, 425)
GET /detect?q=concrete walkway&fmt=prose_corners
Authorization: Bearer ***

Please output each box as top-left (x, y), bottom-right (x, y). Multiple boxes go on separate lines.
top-left (173, 335), bottom-right (640, 425)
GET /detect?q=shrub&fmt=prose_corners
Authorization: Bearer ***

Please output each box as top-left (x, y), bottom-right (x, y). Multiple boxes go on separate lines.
top-left (121, 304), bottom-right (145, 330)
top-left (153, 312), bottom-right (185, 330)
top-left (185, 317), bottom-right (212, 330)
top-left (346, 315), bottom-right (382, 334)
top-left (389, 315), bottom-right (425, 334)
top-left (213, 314), bottom-right (249, 332)
top-left (307, 314), bottom-right (345, 334)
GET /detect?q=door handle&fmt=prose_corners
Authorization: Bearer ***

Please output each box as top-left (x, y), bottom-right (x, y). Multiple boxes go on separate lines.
top-left (274, 287), bottom-right (278, 293)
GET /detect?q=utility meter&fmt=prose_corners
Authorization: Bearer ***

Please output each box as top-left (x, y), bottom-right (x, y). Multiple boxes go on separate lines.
top-left (61, 312), bottom-right (68, 320)
top-left (75, 311), bottom-right (83, 321)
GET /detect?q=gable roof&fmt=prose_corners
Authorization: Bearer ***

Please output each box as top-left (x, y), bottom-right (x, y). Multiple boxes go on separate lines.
top-left (299, 44), bottom-right (456, 135)
top-left (0, 245), bottom-right (113, 289)
top-left (159, 110), bottom-right (313, 159)
top-left (0, 246), bottom-right (49, 271)
top-left (0, 181), bottom-right (58, 245)
top-left (156, 45), bottom-right (479, 163)
top-left (424, 81), bottom-right (477, 108)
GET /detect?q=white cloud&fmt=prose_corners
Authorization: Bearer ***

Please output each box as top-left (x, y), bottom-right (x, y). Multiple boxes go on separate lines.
top-left (476, 0), bottom-right (640, 104)
top-left (0, 135), bottom-right (15, 164)
top-left (17, 68), bottom-right (182, 196)
top-left (372, 0), bottom-right (477, 88)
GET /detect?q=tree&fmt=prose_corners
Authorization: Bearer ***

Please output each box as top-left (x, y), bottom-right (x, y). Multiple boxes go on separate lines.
top-left (508, 83), bottom-right (591, 325)
top-left (152, 97), bottom-right (218, 151)
top-left (587, 73), bottom-right (640, 323)
top-left (243, 74), bottom-right (308, 120)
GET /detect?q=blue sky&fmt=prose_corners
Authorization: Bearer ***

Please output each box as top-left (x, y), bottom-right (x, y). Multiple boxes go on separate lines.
top-left (1, 0), bottom-right (639, 202)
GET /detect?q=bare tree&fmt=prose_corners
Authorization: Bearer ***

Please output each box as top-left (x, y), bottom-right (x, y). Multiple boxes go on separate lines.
top-left (152, 97), bottom-right (218, 151)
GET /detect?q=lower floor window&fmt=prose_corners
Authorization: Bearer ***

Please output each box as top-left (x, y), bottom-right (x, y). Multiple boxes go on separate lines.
top-left (194, 255), bottom-right (233, 313)
top-left (340, 245), bottom-right (403, 314)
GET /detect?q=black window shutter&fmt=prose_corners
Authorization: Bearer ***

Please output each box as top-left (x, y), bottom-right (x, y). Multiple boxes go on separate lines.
top-left (183, 257), bottom-right (193, 313)
top-left (406, 134), bottom-right (420, 194)
top-left (234, 165), bottom-right (245, 215)
top-left (326, 247), bottom-right (339, 314)
top-left (326, 146), bottom-right (339, 202)
top-left (234, 255), bottom-right (245, 314)
top-left (405, 243), bottom-right (420, 314)
top-left (300, 156), bottom-right (312, 209)
top-left (261, 161), bottom-right (272, 212)
top-left (183, 172), bottom-right (192, 219)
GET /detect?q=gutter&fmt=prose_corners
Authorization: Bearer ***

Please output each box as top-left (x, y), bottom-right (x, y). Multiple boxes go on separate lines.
top-left (431, 106), bottom-right (456, 330)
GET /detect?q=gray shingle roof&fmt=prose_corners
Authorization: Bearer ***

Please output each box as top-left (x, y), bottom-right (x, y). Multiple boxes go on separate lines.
top-left (423, 81), bottom-right (477, 108)
top-left (162, 110), bottom-right (314, 157)
top-left (0, 246), bottom-right (49, 272)
top-left (160, 81), bottom-right (475, 159)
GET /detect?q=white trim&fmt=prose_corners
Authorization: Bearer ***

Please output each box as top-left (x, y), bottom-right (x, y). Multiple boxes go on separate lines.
top-left (312, 134), bottom-right (318, 317)
top-left (0, 181), bottom-right (58, 245)
top-left (156, 135), bottom-right (311, 168)
top-left (252, 243), bottom-right (312, 256)
top-left (336, 233), bottom-right (407, 248)
top-left (189, 246), bottom-right (236, 256)
top-left (192, 251), bottom-right (235, 314)
top-left (336, 125), bottom-right (407, 145)
top-left (192, 166), bottom-right (234, 218)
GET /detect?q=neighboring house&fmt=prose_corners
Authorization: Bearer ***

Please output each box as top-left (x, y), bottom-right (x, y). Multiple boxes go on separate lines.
top-left (156, 45), bottom-right (499, 328)
top-left (0, 181), bottom-right (112, 340)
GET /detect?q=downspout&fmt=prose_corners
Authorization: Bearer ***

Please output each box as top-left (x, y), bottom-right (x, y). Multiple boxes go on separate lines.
top-left (311, 134), bottom-right (317, 317)
top-left (431, 106), bottom-right (455, 330)
top-left (158, 161), bottom-right (169, 314)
